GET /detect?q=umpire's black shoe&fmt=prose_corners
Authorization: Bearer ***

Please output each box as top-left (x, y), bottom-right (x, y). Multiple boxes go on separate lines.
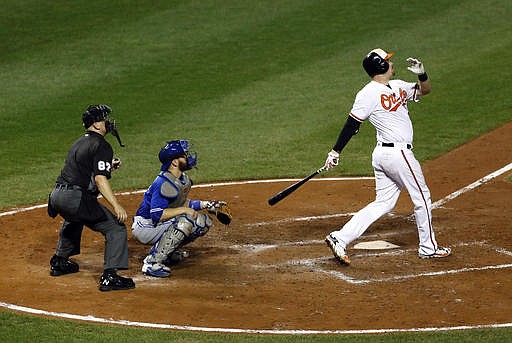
top-left (99, 270), bottom-right (135, 292)
top-left (50, 255), bottom-right (79, 276)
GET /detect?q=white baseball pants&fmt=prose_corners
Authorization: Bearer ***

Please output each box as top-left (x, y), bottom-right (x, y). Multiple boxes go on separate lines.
top-left (330, 144), bottom-right (440, 255)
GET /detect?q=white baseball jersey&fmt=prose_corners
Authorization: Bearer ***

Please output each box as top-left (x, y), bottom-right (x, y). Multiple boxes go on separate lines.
top-left (349, 80), bottom-right (419, 144)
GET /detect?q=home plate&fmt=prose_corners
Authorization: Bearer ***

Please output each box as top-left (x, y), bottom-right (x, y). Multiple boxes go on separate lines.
top-left (353, 240), bottom-right (400, 250)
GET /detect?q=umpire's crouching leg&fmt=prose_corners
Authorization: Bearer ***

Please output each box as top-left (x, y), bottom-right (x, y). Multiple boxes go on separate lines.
top-left (90, 204), bottom-right (130, 270)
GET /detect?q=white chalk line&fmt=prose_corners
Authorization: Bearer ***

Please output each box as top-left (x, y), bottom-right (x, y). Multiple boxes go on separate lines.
top-left (232, 229), bottom-right (410, 254)
top-left (432, 162), bottom-right (512, 209)
top-left (245, 212), bottom-right (357, 228)
top-left (0, 177), bottom-right (372, 217)
top-left (321, 241), bottom-right (512, 284)
top-left (1, 300), bottom-right (511, 335)
top-left (1, 168), bottom-right (511, 334)
top-left (245, 162), bottom-right (512, 227)
top-left (233, 234), bottom-right (491, 255)
top-left (2, 162), bottom-right (509, 218)
top-left (252, 241), bottom-right (512, 285)
top-left (324, 263), bottom-right (512, 285)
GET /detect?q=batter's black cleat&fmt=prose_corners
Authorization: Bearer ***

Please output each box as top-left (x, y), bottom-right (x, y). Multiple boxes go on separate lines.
top-left (50, 255), bottom-right (79, 276)
top-left (99, 270), bottom-right (135, 292)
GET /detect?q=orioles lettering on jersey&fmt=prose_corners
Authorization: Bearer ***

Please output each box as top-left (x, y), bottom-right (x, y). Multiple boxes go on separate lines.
top-left (380, 88), bottom-right (408, 112)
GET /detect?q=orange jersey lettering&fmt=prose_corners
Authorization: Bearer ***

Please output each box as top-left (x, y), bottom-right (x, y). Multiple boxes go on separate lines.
top-left (380, 88), bottom-right (408, 112)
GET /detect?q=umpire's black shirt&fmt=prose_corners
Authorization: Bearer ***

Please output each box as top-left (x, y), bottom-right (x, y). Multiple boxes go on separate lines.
top-left (57, 131), bottom-right (113, 194)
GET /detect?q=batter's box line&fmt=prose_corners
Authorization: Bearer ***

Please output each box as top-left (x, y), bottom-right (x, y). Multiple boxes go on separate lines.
top-left (253, 241), bottom-right (512, 285)
top-left (318, 241), bottom-right (512, 285)
top-left (241, 162), bottom-right (512, 229)
top-left (323, 263), bottom-right (512, 285)
top-left (244, 212), bottom-right (357, 228)
top-left (231, 229), bottom-right (411, 254)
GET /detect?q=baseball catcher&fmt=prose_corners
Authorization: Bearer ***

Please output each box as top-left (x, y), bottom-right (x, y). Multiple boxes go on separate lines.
top-left (131, 140), bottom-right (232, 277)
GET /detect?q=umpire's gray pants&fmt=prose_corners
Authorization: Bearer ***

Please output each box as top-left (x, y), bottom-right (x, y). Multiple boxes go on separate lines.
top-left (51, 187), bottom-right (129, 270)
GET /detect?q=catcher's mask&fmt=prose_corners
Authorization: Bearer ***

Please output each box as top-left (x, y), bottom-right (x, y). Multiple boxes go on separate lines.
top-left (362, 48), bottom-right (394, 77)
top-left (82, 104), bottom-right (125, 147)
top-left (159, 140), bottom-right (197, 171)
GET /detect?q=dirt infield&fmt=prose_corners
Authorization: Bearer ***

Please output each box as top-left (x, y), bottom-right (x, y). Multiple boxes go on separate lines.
top-left (1, 121), bottom-right (511, 332)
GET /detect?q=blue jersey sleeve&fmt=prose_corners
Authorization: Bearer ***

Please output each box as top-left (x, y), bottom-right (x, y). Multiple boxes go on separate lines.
top-left (148, 180), bottom-right (179, 224)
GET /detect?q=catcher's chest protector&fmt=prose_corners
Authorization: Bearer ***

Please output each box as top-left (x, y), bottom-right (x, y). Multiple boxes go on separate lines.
top-left (159, 171), bottom-right (192, 207)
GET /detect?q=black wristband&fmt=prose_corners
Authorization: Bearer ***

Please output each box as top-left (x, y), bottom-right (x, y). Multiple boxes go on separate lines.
top-left (418, 73), bottom-right (428, 82)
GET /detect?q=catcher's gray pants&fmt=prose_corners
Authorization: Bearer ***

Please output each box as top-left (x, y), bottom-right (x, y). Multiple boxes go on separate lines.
top-left (50, 187), bottom-right (129, 270)
top-left (131, 214), bottom-right (212, 246)
top-left (133, 214), bottom-right (212, 264)
top-left (131, 216), bottom-right (174, 245)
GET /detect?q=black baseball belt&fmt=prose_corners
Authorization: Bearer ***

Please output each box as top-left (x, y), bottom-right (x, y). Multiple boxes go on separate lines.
top-left (379, 142), bottom-right (412, 149)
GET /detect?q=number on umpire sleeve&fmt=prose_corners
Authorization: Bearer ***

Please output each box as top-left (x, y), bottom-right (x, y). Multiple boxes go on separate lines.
top-left (98, 161), bottom-right (112, 172)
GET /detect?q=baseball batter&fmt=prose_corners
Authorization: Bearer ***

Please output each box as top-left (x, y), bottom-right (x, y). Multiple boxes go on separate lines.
top-left (324, 48), bottom-right (451, 265)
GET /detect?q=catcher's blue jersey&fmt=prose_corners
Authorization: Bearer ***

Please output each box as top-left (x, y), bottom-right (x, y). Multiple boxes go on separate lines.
top-left (135, 171), bottom-right (193, 224)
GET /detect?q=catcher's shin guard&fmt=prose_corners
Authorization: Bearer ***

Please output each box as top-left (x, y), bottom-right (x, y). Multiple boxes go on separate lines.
top-left (147, 216), bottom-right (193, 264)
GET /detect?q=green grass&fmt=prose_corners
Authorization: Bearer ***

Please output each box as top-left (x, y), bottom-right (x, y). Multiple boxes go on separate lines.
top-left (1, 0), bottom-right (510, 209)
top-left (0, 0), bottom-right (511, 341)
top-left (1, 311), bottom-right (511, 343)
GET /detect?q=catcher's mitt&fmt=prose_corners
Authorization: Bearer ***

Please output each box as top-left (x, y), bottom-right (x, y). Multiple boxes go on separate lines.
top-left (205, 201), bottom-right (232, 225)
top-left (215, 203), bottom-right (232, 225)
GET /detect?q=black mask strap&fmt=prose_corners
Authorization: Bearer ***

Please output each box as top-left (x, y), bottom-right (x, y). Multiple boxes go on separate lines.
top-left (106, 119), bottom-right (125, 147)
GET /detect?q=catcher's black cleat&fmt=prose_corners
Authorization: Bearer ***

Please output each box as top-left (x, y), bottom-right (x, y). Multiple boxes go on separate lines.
top-left (99, 270), bottom-right (135, 292)
top-left (50, 255), bottom-right (79, 276)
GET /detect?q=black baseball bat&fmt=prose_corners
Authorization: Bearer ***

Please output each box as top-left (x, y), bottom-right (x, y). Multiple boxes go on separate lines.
top-left (268, 167), bottom-right (326, 206)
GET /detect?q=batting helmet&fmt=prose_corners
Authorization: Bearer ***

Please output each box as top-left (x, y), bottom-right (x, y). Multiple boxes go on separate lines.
top-left (159, 140), bottom-right (197, 171)
top-left (362, 48), bottom-right (394, 77)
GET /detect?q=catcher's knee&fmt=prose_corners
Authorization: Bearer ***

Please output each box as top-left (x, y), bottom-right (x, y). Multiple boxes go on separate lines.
top-left (192, 213), bottom-right (213, 238)
top-left (176, 215), bottom-right (194, 237)
top-left (178, 213), bottom-right (213, 243)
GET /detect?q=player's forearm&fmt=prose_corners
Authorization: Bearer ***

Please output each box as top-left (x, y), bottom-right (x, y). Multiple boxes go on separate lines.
top-left (95, 175), bottom-right (122, 209)
top-left (160, 207), bottom-right (192, 222)
top-left (418, 78), bottom-right (431, 95)
top-left (333, 115), bottom-right (361, 153)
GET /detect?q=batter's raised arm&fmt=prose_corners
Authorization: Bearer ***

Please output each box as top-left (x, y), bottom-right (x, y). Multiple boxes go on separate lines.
top-left (407, 57), bottom-right (431, 96)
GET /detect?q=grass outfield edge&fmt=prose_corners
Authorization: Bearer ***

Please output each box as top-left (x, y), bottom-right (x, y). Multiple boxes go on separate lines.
top-left (0, 177), bottom-right (374, 217)
top-left (1, 301), bottom-right (511, 335)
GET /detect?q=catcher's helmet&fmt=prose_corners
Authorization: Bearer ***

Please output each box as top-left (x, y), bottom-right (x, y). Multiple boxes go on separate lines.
top-left (362, 48), bottom-right (394, 77)
top-left (159, 140), bottom-right (197, 171)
